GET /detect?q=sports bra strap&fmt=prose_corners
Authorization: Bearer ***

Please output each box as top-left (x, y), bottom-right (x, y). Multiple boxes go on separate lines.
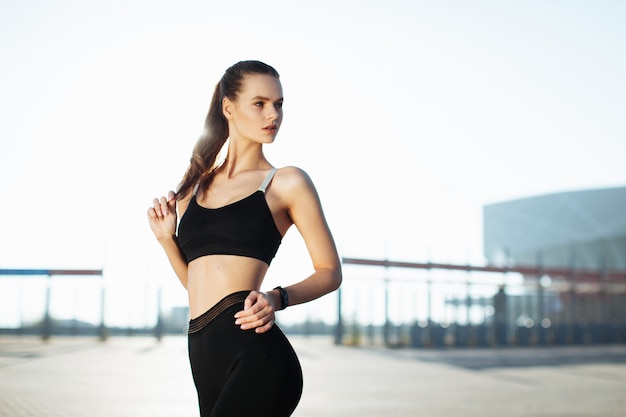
top-left (192, 168), bottom-right (277, 196)
top-left (258, 168), bottom-right (277, 193)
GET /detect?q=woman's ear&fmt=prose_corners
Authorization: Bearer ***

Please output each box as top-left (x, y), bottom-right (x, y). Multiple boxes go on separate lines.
top-left (222, 97), bottom-right (233, 119)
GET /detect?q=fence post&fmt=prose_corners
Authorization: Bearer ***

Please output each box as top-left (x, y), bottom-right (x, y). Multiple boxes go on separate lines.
top-left (383, 275), bottom-right (390, 347)
top-left (154, 287), bottom-right (164, 342)
top-left (537, 253), bottom-right (545, 345)
top-left (334, 287), bottom-right (343, 345)
top-left (42, 273), bottom-right (52, 341)
top-left (98, 281), bottom-right (107, 341)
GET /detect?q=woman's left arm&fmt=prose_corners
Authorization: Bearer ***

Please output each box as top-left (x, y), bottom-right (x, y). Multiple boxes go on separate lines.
top-left (276, 167), bottom-right (342, 306)
top-left (234, 167), bottom-right (342, 333)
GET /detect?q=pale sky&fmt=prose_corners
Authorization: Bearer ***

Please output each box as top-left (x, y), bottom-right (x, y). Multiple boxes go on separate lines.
top-left (1, 0), bottom-right (625, 327)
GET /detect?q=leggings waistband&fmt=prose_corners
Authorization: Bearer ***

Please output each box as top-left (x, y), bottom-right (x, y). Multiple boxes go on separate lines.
top-left (188, 291), bottom-right (250, 334)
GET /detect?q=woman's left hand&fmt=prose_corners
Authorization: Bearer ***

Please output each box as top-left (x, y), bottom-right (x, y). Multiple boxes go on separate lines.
top-left (234, 290), bottom-right (278, 334)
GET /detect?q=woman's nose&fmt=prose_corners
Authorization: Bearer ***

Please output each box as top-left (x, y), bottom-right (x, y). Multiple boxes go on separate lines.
top-left (267, 108), bottom-right (279, 120)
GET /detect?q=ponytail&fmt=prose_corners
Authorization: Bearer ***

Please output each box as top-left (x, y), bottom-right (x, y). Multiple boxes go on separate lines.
top-left (176, 81), bottom-right (229, 199)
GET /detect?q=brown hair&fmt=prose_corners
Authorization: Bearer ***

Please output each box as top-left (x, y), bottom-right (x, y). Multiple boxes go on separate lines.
top-left (176, 60), bottom-right (280, 199)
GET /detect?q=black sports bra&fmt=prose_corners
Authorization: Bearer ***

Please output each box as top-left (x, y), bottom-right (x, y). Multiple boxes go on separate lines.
top-left (177, 168), bottom-right (282, 265)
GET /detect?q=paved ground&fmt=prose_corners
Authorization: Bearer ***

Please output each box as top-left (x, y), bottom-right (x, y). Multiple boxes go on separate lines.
top-left (1, 335), bottom-right (625, 417)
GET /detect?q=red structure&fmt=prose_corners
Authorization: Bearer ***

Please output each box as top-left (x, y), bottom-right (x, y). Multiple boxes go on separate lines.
top-left (342, 257), bottom-right (626, 283)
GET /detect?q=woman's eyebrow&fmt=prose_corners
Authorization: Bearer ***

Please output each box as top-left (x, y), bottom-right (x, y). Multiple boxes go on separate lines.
top-left (251, 95), bottom-right (283, 102)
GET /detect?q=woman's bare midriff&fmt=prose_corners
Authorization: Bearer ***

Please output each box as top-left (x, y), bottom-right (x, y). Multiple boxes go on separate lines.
top-left (187, 254), bottom-right (270, 319)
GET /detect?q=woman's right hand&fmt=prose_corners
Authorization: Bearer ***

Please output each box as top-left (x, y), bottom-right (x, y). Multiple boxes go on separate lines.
top-left (147, 191), bottom-right (178, 242)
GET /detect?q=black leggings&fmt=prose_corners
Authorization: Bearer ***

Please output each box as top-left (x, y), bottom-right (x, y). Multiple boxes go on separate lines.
top-left (188, 291), bottom-right (303, 417)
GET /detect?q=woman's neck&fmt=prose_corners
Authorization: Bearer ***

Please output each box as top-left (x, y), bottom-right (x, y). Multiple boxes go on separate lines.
top-left (221, 137), bottom-right (269, 176)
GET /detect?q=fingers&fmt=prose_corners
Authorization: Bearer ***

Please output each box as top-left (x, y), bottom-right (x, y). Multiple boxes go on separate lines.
top-left (234, 291), bottom-right (276, 333)
top-left (147, 206), bottom-right (158, 220)
top-left (147, 192), bottom-right (178, 241)
top-left (166, 190), bottom-right (177, 213)
top-left (253, 320), bottom-right (275, 334)
top-left (243, 291), bottom-right (256, 311)
top-left (148, 192), bottom-right (177, 219)
top-left (159, 196), bottom-right (170, 216)
top-left (238, 315), bottom-right (275, 334)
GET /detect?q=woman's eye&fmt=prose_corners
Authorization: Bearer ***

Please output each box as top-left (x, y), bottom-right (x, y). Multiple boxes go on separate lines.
top-left (255, 101), bottom-right (264, 107)
top-left (275, 101), bottom-right (283, 109)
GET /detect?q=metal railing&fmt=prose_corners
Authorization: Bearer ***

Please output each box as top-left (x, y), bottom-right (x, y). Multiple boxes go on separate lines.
top-left (0, 269), bottom-right (105, 340)
top-left (335, 257), bottom-right (626, 347)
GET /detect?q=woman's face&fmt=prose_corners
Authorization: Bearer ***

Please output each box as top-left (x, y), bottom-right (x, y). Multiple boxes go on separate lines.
top-left (224, 74), bottom-right (283, 144)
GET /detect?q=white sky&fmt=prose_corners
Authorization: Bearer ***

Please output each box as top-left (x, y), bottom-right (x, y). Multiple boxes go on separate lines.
top-left (1, 0), bottom-right (625, 327)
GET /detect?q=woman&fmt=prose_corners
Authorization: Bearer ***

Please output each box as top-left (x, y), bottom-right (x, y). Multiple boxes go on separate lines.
top-left (147, 60), bottom-right (342, 417)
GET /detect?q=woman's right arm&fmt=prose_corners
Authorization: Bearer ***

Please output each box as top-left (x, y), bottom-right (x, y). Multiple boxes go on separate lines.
top-left (147, 191), bottom-right (189, 289)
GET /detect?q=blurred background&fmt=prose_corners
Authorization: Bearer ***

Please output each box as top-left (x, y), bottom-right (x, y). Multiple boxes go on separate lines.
top-left (1, 0), bottom-right (625, 347)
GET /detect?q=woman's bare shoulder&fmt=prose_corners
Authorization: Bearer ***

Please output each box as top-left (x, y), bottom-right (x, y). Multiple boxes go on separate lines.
top-left (272, 166), bottom-right (322, 212)
top-left (275, 166), bottom-right (314, 190)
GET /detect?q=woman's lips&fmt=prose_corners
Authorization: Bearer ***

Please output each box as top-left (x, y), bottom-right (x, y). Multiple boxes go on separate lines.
top-left (263, 124), bottom-right (278, 132)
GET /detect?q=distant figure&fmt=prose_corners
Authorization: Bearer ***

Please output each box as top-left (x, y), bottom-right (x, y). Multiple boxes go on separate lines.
top-left (147, 60), bottom-right (342, 416)
top-left (493, 285), bottom-right (508, 345)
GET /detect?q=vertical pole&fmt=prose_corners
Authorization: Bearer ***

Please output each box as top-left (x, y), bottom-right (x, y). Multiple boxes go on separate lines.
top-left (98, 278), bottom-right (107, 342)
top-left (383, 261), bottom-right (390, 347)
top-left (465, 270), bottom-right (471, 325)
top-left (568, 262), bottom-right (577, 345)
top-left (412, 287), bottom-right (419, 347)
top-left (71, 286), bottom-right (78, 336)
top-left (425, 266), bottom-right (433, 347)
top-left (154, 287), bottom-right (163, 342)
top-left (42, 273), bottom-right (52, 341)
top-left (537, 253), bottom-right (545, 345)
top-left (526, 275), bottom-right (534, 345)
top-left (18, 283), bottom-right (24, 336)
top-left (334, 287), bottom-right (343, 345)
top-left (599, 258), bottom-right (607, 343)
top-left (465, 269), bottom-right (472, 347)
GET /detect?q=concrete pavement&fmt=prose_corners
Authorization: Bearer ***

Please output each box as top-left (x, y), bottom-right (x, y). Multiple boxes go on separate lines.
top-left (1, 335), bottom-right (625, 416)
